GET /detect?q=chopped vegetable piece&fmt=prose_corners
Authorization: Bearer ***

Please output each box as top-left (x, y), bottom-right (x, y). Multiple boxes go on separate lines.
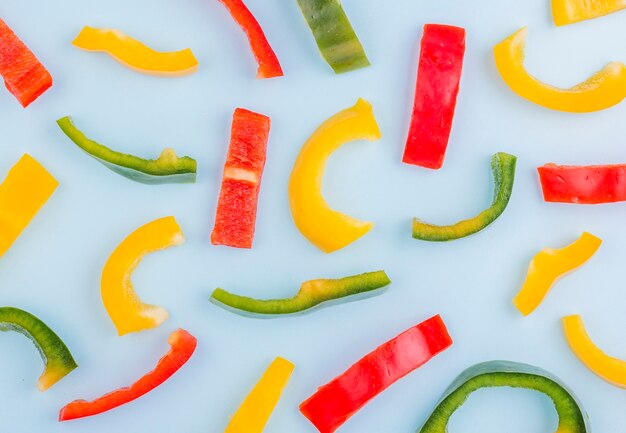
top-left (412, 152), bottom-right (516, 241)
top-left (57, 116), bottom-right (196, 184)
top-left (289, 98), bottom-right (381, 253)
top-left (295, 0), bottom-right (370, 74)
top-left (563, 315), bottom-right (626, 388)
top-left (0, 154), bottom-right (58, 257)
top-left (0, 19), bottom-right (52, 107)
top-left (211, 270), bottom-right (391, 317)
top-left (72, 26), bottom-right (198, 76)
top-left (218, 0), bottom-right (283, 78)
top-left (300, 315), bottom-right (452, 433)
top-left (59, 329), bottom-right (196, 421)
top-left (514, 233), bottom-right (601, 316)
top-left (494, 27), bottom-right (626, 112)
top-left (224, 357), bottom-right (294, 432)
top-left (418, 361), bottom-right (589, 433)
top-left (403, 24), bottom-right (466, 169)
top-left (101, 216), bottom-right (184, 336)
top-left (0, 307), bottom-right (77, 391)
top-left (538, 163), bottom-right (626, 204)
top-left (552, 0), bottom-right (626, 26)
top-left (211, 108), bottom-right (270, 248)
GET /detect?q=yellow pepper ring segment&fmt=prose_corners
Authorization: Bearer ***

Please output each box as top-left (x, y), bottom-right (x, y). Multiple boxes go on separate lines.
top-left (513, 232), bottom-right (601, 316)
top-left (552, 0), bottom-right (626, 26)
top-left (494, 27), bottom-right (626, 113)
top-left (563, 315), bottom-right (626, 388)
top-left (288, 98), bottom-right (381, 253)
top-left (101, 216), bottom-right (184, 336)
top-left (72, 26), bottom-right (198, 76)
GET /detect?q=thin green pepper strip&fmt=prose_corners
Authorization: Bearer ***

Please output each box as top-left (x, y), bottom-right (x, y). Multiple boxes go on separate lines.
top-left (296, 0), bottom-right (370, 74)
top-left (210, 271), bottom-right (390, 317)
top-left (0, 307), bottom-right (78, 391)
top-left (57, 116), bottom-right (197, 184)
top-left (413, 152), bottom-right (516, 241)
top-left (419, 361), bottom-right (589, 433)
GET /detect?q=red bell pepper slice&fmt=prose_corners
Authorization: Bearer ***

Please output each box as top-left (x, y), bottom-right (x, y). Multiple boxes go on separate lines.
top-left (538, 163), bottom-right (626, 204)
top-left (299, 315), bottom-right (452, 433)
top-left (59, 329), bottom-right (197, 421)
top-left (211, 108), bottom-right (270, 249)
top-left (403, 24), bottom-right (466, 169)
top-left (218, 0), bottom-right (283, 79)
top-left (0, 19), bottom-right (52, 107)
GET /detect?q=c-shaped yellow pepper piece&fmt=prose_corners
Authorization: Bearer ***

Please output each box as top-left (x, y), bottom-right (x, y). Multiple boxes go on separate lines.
top-left (73, 26), bottom-right (198, 76)
top-left (101, 216), bottom-right (184, 336)
top-left (513, 232), bottom-right (601, 316)
top-left (552, 0), bottom-right (626, 26)
top-left (563, 315), bottom-right (626, 388)
top-left (494, 27), bottom-right (626, 113)
top-left (224, 357), bottom-right (294, 433)
top-left (289, 99), bottom-right (381, 253)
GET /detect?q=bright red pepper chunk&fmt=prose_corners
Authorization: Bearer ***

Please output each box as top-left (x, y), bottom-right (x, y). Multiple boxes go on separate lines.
top-left (403, 24), bottom-right (465, 169)
top-left (538, 163), bottom-right (626, 204)
top-left (0, 19), bottom-right (52, 107)
top-left (58, 329), bottom-right (197, 421)
top-left (299, 315), bottom-right (452, 433)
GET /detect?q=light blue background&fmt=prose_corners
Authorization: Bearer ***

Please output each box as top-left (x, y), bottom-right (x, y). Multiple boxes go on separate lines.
top-left (1, 0), bottom-right (625, 432)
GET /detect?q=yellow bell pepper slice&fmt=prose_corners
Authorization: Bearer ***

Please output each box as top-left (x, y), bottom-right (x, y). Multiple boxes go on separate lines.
top-left (494, 27), bottom-right (626, 113)
top-left (513, 232), bottom-right (601, 316)
top-left (0, 154), bottom-right (58, 257)
top-left (563, 315), bottom-right (626, 387)
top-left (288, 98), bottom-right (381, 253)
top-left (101, 216), bottom-right (184, 336)
top-left (72, 26), bottom-right (198, 76)
top-left (224, 357), bottom-right (294, 433)
top-left (552, 0), bottom-right (626, 26)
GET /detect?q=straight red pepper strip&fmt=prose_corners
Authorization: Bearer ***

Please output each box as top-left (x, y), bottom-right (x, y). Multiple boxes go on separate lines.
top-left (538, 163), bottom-right (626, 204)
top-left (58, 329), bottom-right (197, 421)
top-left (403, 24), bottom-right (465, 169)
top-left (299, 315), bottom-right (452, 433)
top-left (218, 0), bottom-right (283, 79)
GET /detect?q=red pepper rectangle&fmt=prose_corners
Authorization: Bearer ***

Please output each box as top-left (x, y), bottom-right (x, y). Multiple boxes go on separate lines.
top-left (403, 24), bottom-right (465, 169)
top-left (538, 163), bottom-right (626, 204)
top-left (299, 314), bottom-right (452, 433)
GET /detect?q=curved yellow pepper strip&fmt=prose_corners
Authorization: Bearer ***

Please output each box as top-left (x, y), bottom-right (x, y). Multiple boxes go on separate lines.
top-left (0, 154), bottom-right (58, 257)
top-left (72, 26), bottom-right (198, 76)
top-left (288, 98), bottom-right (381, 253)
top-left (513, 232), bottom-right (601, 316)
top-left (224, 357), bottom-right (294, 433)
top-left (494, 27), bottom-right (626, 113)
top-left (101, 216), bottom-right (184, 336)
top-left (563, 315), bottom-right (626, 387)
top-left (553, 0), bottom-right (626, 26)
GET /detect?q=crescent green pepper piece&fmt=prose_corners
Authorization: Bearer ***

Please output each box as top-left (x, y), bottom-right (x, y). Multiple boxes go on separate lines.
top-left (413, 152), bottom-right (516, 241)
top-left (210, 270), bottom-right (390, 317)
top-left (0, 307), bottom-right (78, 391)
top-left (296, 0), bottom-right (370, 74)
top-left (419, 361), bottom-right (589, 433)
top-left (57, 116), bottom-right (197, 184)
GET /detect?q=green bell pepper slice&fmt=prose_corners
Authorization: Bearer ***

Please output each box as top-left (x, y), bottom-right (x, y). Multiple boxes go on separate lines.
top-left (413, 152), bottom-right (516, 241)
top-left (210, 270), bottom-right (390, 317)
top-left (57, 116), bottom-right (197, 184)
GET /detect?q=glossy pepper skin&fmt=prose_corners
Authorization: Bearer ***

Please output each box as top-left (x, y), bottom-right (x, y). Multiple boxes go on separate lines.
top-left (0, 307), bottom-right (77, 391)
top-left (300, 315), bottom-right (452, 433)
top-left (296, 0), bottom-right (369, 74)
top-left (413, 152), bottom-right (516, 241)
top-left (513, 232), bottom-right (601, 316)
top-left (218, 0), bottom-right (283, 78)
top-left (403, 24), bottom-right (466, 169)
top-left (494, 27), bottom-right (626, 113)
top-left (538, 163), bottom-right (626, 204)
top-left (59, 329), bottom-right (196, 421)
top-left (552, 0), bottom-right (626, 26)
top-left (563, 315), bottom-right (626, 388)
top-left (418, 361), bottom-right (589, 433)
